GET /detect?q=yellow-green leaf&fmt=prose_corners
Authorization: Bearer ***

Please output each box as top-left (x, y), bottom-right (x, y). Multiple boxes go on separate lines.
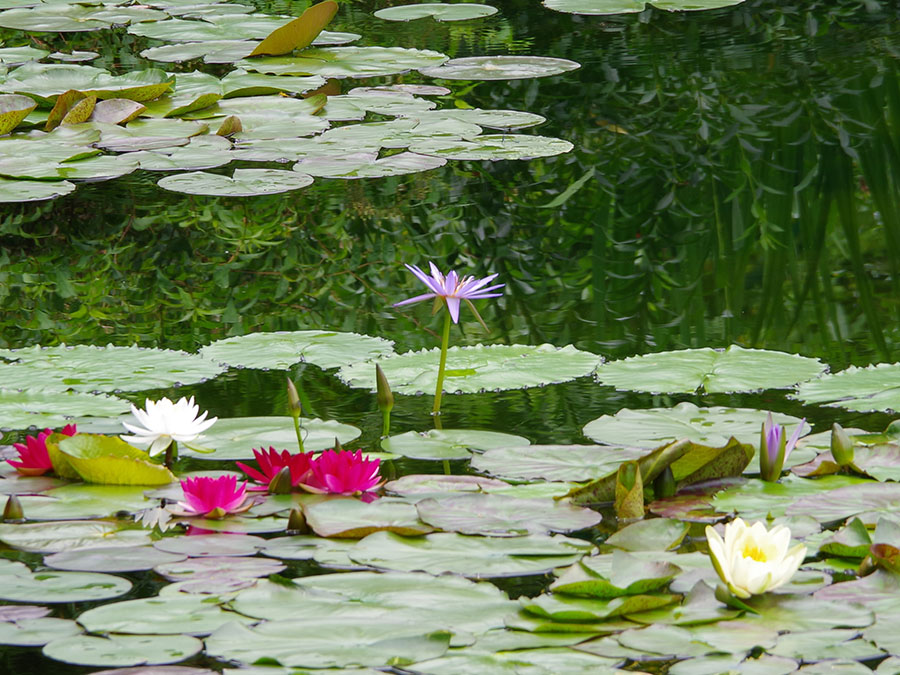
top-left (614, 461), bottom-right (644, 521)
top-left (44, 90), bottom-right (85, 131)
top-left (215, 115), bottom-right (242, 136)
top-left (58, 434), bottom-right (174, 486)
top-left (0, 94), bottom-right (37, 135)
top-left (61, 95), bottom-right (96, 125)
top-left (249, 0), bottom-right (339, 57)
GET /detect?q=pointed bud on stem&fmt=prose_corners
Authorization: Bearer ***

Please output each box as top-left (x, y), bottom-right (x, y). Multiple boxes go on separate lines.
top-left (830, 423), bottom-right (854, 467)
top-left (287, 507), bottom-right (309, 534)
top-left (375, 364), bottom-right (393, 438)
top-left (267, 466), bottom-right (293, 495)
top-left (2, 495), bottom-right (23, 522)
top-left (286, 377), bottom-right (305, 453)
top-left (653, 465), bottom-right (676, 499)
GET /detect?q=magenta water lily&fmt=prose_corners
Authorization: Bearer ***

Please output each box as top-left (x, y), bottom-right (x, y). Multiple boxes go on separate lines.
top-left (395, 261), bottom-right (504, 415)
top-left (9, 424), bottom-right (76, 477)
top-left (758, 412), bottom-right (805, 482)
top-left (301, 449), bottom-right (383, 498)
top-left (176, 475), bottom-right (251, 519)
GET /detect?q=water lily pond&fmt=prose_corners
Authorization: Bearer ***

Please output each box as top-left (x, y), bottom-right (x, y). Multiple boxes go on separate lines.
top-left (2, 0), bottom-right (900, 673)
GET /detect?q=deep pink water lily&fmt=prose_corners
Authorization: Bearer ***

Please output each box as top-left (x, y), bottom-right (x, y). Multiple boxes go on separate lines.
top-left (301, 449), bottom-right (383, 497)
top-left (236, 447), bottom-right (315, 491)
top-left (177, 476), bottom-right (249, 519)
top-left (759, 413), bottom-right (805, 482)
top-left (394, 262), bottom-right (504, 324)
top-left (9, 424), bottom-right (76, 477)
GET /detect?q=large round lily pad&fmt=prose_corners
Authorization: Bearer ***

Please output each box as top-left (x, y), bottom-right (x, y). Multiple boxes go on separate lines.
top-left (472, 445), bottom-right (646, 482)
top-left (419, 55), bottom-right (580, 80)
top-left (409, 134), bottom-right (574, 161)
top-left (0, 568), bottom-right (132, 603)
top-left (237, 46), bottom-right (449, 78)
top-left (594, 346), bottom-right (826, 394)
top-left (43, 634), bottom-right (203, 667)
top-left (542, 0), bottom-right (745, 13)
top-left (44, 546), bottom-right (186, 573)
top-left (340, 344), bottom-right (602, 395)
top-left (0, 177), bottom-right (76, 203)
top-left (374, 3), bottom-right (499, 21)
top-left (199, 330), bottom-right (394, 370)
top-left (0, 520), bottom-right (152, 553)
top-left (795, 363), bottom-right (900, 412)
top-left (381, 429), bottom-right (529, 461)
top-left (0, 389), bottom-right (131, 430)
top-left (157, 168), bottom-right (314, 196)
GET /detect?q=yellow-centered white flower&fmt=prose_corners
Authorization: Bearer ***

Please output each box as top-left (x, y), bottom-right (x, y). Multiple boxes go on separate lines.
top-left (121, 396), bottom-right (217, 457)
top-left (705, 518), bottom-right (806, 599)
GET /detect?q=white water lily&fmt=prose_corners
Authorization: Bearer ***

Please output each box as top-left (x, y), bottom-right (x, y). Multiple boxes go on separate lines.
top-left (705, 518), bottom-right (806, 599)
top-left (121, 396), bottom-right (217, 457)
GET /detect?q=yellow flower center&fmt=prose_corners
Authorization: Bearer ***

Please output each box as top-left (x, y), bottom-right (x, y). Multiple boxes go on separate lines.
top-left (741, 542), bottom-right (770, 562)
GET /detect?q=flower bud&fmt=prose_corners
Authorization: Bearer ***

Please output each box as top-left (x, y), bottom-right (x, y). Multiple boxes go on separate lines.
top-left (2, 495), bottom-right (23, 522)
top-left (286, 378), bottom-right (302, 417)
top-left (653, 465), bottom-right (676, 499)
top-left (287, 507), bottom-right (309, 534)
top-left (830, 423), bottom-right (854, 467)
top-left (267, 466), bottom-right (293, 495)
top-left (376, 364), bottom-right (394, 413)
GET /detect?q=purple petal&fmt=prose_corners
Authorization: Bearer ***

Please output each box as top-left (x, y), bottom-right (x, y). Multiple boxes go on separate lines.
top-left (784, 419), bottom-right (805, 462)
top-left (445, 297), bottom-right (461, 323)
top-left (393, 292), bottom-right (437, 308)
top-left (456, 273), bottom-right (499, 295)
top-left (406, 264), bottom-right (445, 295)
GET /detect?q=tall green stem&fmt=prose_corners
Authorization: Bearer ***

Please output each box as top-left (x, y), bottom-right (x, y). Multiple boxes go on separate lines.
top-left (432, 310), bottom-right (452, 416)
top-left (292, 415), bottom-right (305, 453)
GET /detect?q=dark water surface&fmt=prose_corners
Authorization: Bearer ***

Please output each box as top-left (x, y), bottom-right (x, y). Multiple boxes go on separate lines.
top-left (1, 0), bottom-right (899, 671)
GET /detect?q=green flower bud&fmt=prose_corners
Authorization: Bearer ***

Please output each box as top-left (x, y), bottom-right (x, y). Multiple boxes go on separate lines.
top-left (831, 423), bottom-right (855, 467)
top-left (2, 495), bottom-right (23, 522)
top-left (286, 378), bottom-right (302, 417)
top-left (267, 466), bottom-right (293, 495)
top-left (287, 507), bottom-right (309, 534)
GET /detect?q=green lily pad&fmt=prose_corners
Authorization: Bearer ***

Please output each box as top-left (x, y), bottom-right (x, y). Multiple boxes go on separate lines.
top-left (381, 428), bottom-right (529, 461)
top-left (344, 531), bottom-right (593, 578)
top-left (295, 151), bottom-right (447, 179)
top-left (341, 344), bottom-right (602, 395)
top-left (0, 520), bottom-right (151, 553)
top-left (786, 482), bottom-right (900, 524)
top-left (419, 55), bottom-right (580, 80)
top-left (152, 533), bottom-right (264, 557)
top-left (219, 70), bottom-right (326, 97)
top-left (0, 617), bottom-right (81, 647)
top-left (17, 483), bottom-right (158, 519)
top-left (44, 545), bottom-right (186, 572)
top-left (0, 567), bottom-right (132, 603)
top-left (551, 550), bottom-right (680, 598)
top-left (0, 389), bottom-right (131, 430)
top-left (0, 45), bottom-right (48, 65)
top-left (237, 46), bottom-right (449, 78)
top-left (0, 4), bottom-right (167, 32)
top-left (76, 594), bottom-right (256, 636)
top-left (303, 497), bottom-right (433, 538)
top-left (408, 107), bottom-right (546, 130)
top-left (249, 0), bottom-right (338, 56)
top-left (0, 177), bottom-right (75, 203)
top-left (0, 63), bottom-right (173, 104)
top-left (43, 633), bottom-right (203, 667)
top-left (543, 0), bottom-right (745, 13)
top-left (374, 3), bottom-right (498, 22)
top-left (384, 474), bottom-right (510, 497)
top-left (472, 444), bottom-right (646, 482)
top-left (199, 330), bottom-right (394, 370)
top-left (795, 363), bottom-right (900, 412)
top-left (154, 554), bottom-right (284, 584)
top-left (129, 135), bottom-right (233, 172)
top-left (606, 518), bottom-right (690, 551)
top-left (409, 134), bottom-right (574, 161)
top-left (711, 474), bottom-right (871, 520)
top-left (594, 346), bottom-right (826, 394)
top-left (415, 494), bottom-right (602, 536)
top-left (128, 14), bottom-right (292, 41)
top-left (314, 117), bottom-right (482, 151)
top-left (48, 50), bottom-right (98, 63)
top-left (182, 416), bottom-right (360, 460)
top-left (583, 402), bottom-right (805, 449)
top-left (157, 168), bottom-right (314, 196)
top-left (523, 591), bottom-right (680, 623)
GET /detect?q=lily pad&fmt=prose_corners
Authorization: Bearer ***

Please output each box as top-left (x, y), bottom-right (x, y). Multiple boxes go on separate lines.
top-left (43, 634), bottom-right (203, 667)
top-left (295, 151), bottom-right (447, 179)
top-left (237, 46), bottom-right (449, 78)
top-left (199, 330), bottom-right (394, 370)
top-left (152, 533), bottom-right (264, 557)
top-left (0, 568), bottom-right (132, 603)
top-left (0, 389), bottom-right (131, 430)
top-left (44, 545), bottom-right (186, 572)
top-left (543, 0), bottom-right (745, 13)
top-left (340, 344), bottom-right (602, 395)
top-left (795, 363), bottom-right (900, 412)
top-left (472, 444), bottom-right (646, 482)
top-left (157, 168), bottom-right (314, 196)
top-left (0, 4), bottom-right (167, 32)
top-left (0, 177), bottom-right (75, 203)
top-left (249, 0), bottom-right (338, 56)
top-left (381, 428), bottom-right (529, 461)
top-left (594, 346), bottom-right (826, 394)
top-left (385, 474), bottom-right (510, 497)
top-left (303, 498), bottom-right (432, 538)
top-left (0, 617), bottom-right (81, 647)
top-left (419, 55), bottom-right (580, 80)
top-left (374, 3), bottom-right (499, 22)
top-left (409, 134), bottom-right (574, 161)
top-left (0, 93), bottom-right (36, 134)
top-left (181, 416), bottom-right (360, 460)
top-left (583, 402), bottom-right (805, 449)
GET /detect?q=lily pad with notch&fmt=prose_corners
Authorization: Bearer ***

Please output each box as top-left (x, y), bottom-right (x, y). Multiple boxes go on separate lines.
top-left (157, 168), bottom-right (314, 196)
top-left (795, 363), bottom-right (900, 413)
top-left (419, 55), bottom-right (580, 80)
top-left (381, 428), bottom-right (529, 461)
top-left (409, 134), bottom-right (574, 161)
top-left (542, 0), bottom-right (745, 13)
top-left (374, 3), bottom-right (498, 22)
top-left (43, 633), bottom-right (203, 667)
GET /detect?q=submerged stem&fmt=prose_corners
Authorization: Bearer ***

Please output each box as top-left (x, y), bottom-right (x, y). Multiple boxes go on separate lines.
top-left (432, 309), bottom-right (452, 417)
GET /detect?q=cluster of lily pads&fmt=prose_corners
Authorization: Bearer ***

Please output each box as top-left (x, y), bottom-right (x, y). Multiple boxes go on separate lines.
top-left (2, 257), bottom-right (900, 670)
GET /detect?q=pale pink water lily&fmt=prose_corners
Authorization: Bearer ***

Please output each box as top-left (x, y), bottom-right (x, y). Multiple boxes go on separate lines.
top-left (394, 262), bottom-right (504, 324)
top-left (236, 447), bottom-right (315, 492)
top-left (301, 449), bottom-right (383, 497)
top-left (759, 413), bottom-right (805, 482)
top-left (9, 424), bottom-right (76, 476)
top-left (706, 518), bottom-right (806, 599)
top-left (176, 476), bottom-right (250, 519)
top-left (121, 396), bottom-right (217, 457)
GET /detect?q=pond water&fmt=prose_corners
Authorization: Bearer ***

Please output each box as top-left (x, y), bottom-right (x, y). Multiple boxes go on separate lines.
top-left (1, 0), bottom-right (900, 673)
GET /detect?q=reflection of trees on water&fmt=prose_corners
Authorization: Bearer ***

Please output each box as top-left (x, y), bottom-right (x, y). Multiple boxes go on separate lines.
top-left (1, 1), bottom-right (898, 370)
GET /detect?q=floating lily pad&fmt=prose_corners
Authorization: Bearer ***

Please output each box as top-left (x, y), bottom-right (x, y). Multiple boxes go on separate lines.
top-left (711, 474), bottom-right (870, 520)
top-left (44, 546), bottom-right (186, 572)
top-left (385, 474), bottom-right (510, 497)
top-left (795, 363), bottom-right (900, 412)
top-left (128, 14), bottom-right (292, 41)
top-left (43, 633), bottom-right (203, 667)
top-left (249, 0), bottom-right (338, 56)
top-left (409, 107), bottom-right (546, 130)
top-left (154, 555), bottom-right (284, 584)
top-left (18, 483), bottom-right (159, 519)
top-left (0, 520), bottom-right (151, 553)
top-left (303, 498), bottom-right (432, 538)
top-left (551, 551), bottom-right (681, 599)
top-left (199, 330), bottom-right (394, 370)
top-left (0, 93), bottom-right (36, 134)
top-left (542, 0), bottom-right (745, 13)
top-left (237, 46), bottom-right (449, 78)
top-left (341, 344), bottom-right (602, 395)
top-left (374, 3), bottom-right (498, 22)
top-left (786, 482), bottom-right (900, 524)
top-left (583, 402), bottom-right (805, 449)
top-left (409, 134), bottom-right (573, 161)
top-left (182, 416), bottom-right (360, 460)
top-left (381, 428), bottom-right (529, 461)
top-left (0, 617), bottom-right (81, 647)
top-left (344, 531), bottom-right (593, 577)
top-left (0, 45), bottom-right (48, 65)
top-left (472, 444), bottom-right (646, 482)
top-left (49, 50), bottom-right (98, 63)
top-left (0, 344), bottom-right (226, 393)
top-left (157, 168), bottom-right (313, 196)
top-left (419, 55), bottom-right (580, 80)
top-left (295, 151), bottom-right (447, 178)
top-left (594, 346), bottom-right (826, 394)
top-left (0, 4), bottom-right (167, 32)
top-left (0, 568), bottom-right (131, 603)
top-left (128, 135), bottom-right (233, 172)
top-left (416, 494), bottom-right (602, 536)
top-left (219, 70), bottom-right (326, 97)
top-left (0, 389), bottom-right (131, 430)
top-left (0, 177), bottom-right (75, 203)
top-left (152, 533), bottom-right (264, 557)
top-left (0, 63), bottom-right (173, 104)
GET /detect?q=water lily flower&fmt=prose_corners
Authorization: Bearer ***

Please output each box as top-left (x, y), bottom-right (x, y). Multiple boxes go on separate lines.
top-left (236, 447), bottom-right (315, 492)
top-left (394, 262), bottom-right (504, 325)
top-left (176, 475), bottom-right (250, 519)
top-left (121, 396), bottom-right (217, 458)
top-left (759, 413), bottom-right (804, 482)
top-left (9, 424), bottom-right (76, 476)
top-left (301, 449), bottom-right (383, 498)
top-left (706, 518), bottom-right (807, 599)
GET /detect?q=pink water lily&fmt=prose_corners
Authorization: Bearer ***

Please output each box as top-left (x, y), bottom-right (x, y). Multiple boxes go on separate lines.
top-left (177, 476), bottom-right (250, 519)
top-left (301, 449), bottom-right (383, 497)
top-left (236, 447), bottom-right (315, 491)
top-left (9, 424), bottom-right (76, 476)
top-left (394, 262), bottom-right (504, 323)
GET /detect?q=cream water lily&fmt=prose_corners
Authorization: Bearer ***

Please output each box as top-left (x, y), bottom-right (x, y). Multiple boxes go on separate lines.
top-left (706, 518), bottom-right (806, 599)
top-left (121, 396), bottom-right (217, 466)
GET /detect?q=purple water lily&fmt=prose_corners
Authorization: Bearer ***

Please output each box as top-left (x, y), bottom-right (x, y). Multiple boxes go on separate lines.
top-left (759, 413), bottom-right (805, 482)
top-left (394, 262), bottom-right (504, 324)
